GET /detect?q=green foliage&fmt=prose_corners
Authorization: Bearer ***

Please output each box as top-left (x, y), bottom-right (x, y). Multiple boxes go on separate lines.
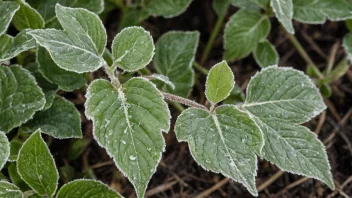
top-left (56, 179), bottom-right (122, 198)
top-left (253, 40), bottom-right (279, 68)
top-left (0, 65), bottom-right (45, 133)
top-left (154, 31), bottom-right (199, 97)
top-left (0, 1), bottom-right (20, 36)
top-left (0, 30), bottom-right (36, 62)
top-left (28, 4), bottom-right (107, 73)
top-left (111, 27), bottom-right (154, 72)
top-left (27, 0), bottom-right (104, 28)
top-left (224, 10), bottom-right (270, 61)
top-left (205, 61), bottom-right (234, 104)
top-left (271, 0), bottom-right (294, 34)
top-left (17, 131), bottom-right (59, 197)
top-left (144, 0), bottom-right (193, 18)
top-left (0, 0), bottom-right (342, 197)
top-left (0, 131), bottom-right (10, 169)
top-left (0, 180), bottom-right (23, 198)
top-left (20, 96), bottom-right (82, 139)
top-left (12, 0), bottom-right (44, 31)
top-left (293, 0), bottom-right (352, 24)
top-left (85, 78), bottom-right (170, 198)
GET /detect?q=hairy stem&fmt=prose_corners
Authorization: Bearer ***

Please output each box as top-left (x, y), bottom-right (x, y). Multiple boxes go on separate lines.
top-left (103, 64), bottom-right (121, 88)
top-left (200, 6), bottom-right (228, 64)
top-left (161, 92), bottom-right (208, 110)
top-left (285, 32), bottom-right (324, 78)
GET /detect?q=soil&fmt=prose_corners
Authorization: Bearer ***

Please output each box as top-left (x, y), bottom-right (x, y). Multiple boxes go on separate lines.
top-left (49, 0), bottom-right (352, 197)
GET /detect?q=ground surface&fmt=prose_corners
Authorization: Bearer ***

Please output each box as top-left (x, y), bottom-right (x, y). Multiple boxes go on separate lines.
top-left (51, 0), bottom-right (352, 197)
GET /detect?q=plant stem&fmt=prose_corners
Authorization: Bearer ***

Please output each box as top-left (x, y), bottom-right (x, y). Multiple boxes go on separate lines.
top-left (161, 92), bottom-right (208, 110)
top-left (171, 102), bottom-right (185, 112)
top-left (200, 6), bottom-right (228, 64)
top-left (285, 32), bottom-right (324, 78)
top-left (193, 61), bottom-right (209, 75)
top-left (103, 64), bottom-right (121, 88)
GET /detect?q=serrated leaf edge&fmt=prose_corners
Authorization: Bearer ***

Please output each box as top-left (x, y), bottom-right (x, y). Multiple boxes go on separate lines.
top-left (174, 107), bottom-right (259, 196)
top-left (84, 77), bottom-right (170, 197)
top-left (243, 65), bottom-right (327, 124)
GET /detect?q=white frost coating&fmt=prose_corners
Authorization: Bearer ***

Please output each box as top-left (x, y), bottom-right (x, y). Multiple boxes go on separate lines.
top-left (147, 74), bottom-right (176, 90)
top-left (270, 0), bottom-right (294, 34)
top-left (111, 26), bottom-right (155, 72)
top-left (16, 130), bottom-right (59, 197)
top-left (0, 1), bottom-right (20, 36)
top-left (84, 77), bottom-right (171, 198)
top-left (0, 131), bottom-right (10, 170)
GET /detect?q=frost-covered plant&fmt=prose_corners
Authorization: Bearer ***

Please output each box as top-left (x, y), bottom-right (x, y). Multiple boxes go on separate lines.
top-left (0, 0), bottom-right (347, 197)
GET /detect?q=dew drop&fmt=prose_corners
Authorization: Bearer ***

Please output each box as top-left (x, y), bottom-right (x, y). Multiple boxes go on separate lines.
top-left (129, 155), bottom-right (136, 160)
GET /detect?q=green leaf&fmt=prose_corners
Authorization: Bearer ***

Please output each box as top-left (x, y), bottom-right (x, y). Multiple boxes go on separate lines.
top-left (0, 30), bottom-right (36, 62)
top-left (251, 118), bottom-right (334, 189)
top-left (343, 33), bottom-right (352, 63)
top-left (175, 106), bottom-right (263, 196)
top-left (253, 40), bottom-right (279, 68)
top-left (243, 66), bottom-right (334, 189)
top-left (8, 163), bottom-right (30, 191)
top-left (25, 63), bottom-right (58, 110)
top-left (205, 61), bottom-right (234, 104)
top-left (147, 74), bottom-right (175, 90)
top-left (27, 0), bottom-right (104, 28)
top-left (0, 180), bottom-right (23, 198)
top-left (12, 0), bottom-right (44, 31)
top-left (293, 0), bottom-right (352, 24)
top-left (28, 4), bottom-right (107, 73)
top-left (8, 139), bottom-right (23, 162)
top-left (85, 78), bottom-right (170, 198)
top-left (0, 65), bottom-right (45, 133)
top-left (118, 8), bottom-right (150, 31)
top-left (223, 85), bottom-right (245, 105)
top-left (36, 47), bottom-right (86, 91)
top-left (224, 10), bottom-right (270, 61)
top-left (0, 1), bottom-right (20, 36)
top-left (144, 0), bottom-right (193, 18)
top-left (111, 27), bottom-right (154, 72)
top-left (0, 131), bottom-right (10, 169)
top-left (271, 0), bottom-right (294, 34)
top-left (68, 138), bottom-right (90, 161)
top-left (154, 31), bottom-right (199, 97)
top-left (231, 0), bottom-right (269, 11)
top-left (20, 96), bottom-right (82, 139)
top-left (17, 131), bottom-right (59, 197)
top-left (57, 179), bottom-right (122, 198)
top-left (243, 66), bottom-right (326, 124)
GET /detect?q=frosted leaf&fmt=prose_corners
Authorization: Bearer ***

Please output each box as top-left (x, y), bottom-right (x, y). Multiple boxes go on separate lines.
top-left (175, 106), bottom-right (263, 196)
top-left (85, 78), bottom-right (170, 198)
